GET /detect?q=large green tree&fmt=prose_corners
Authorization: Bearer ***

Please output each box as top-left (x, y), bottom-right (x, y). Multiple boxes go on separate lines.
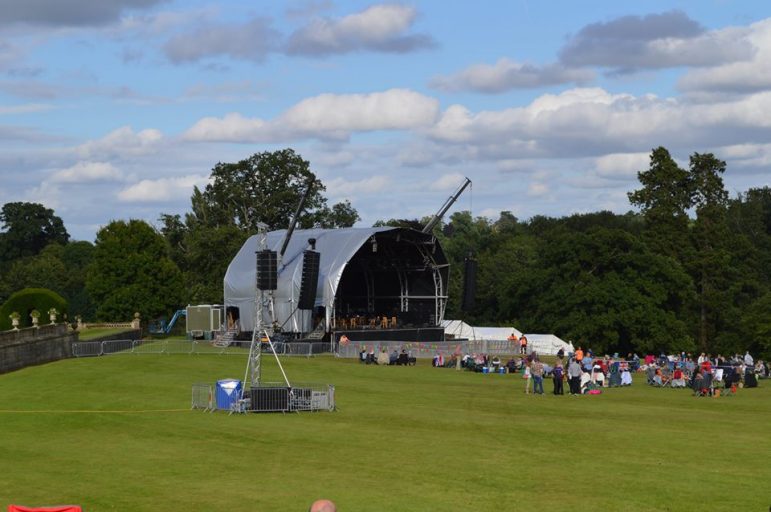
top-left (86, 220), bottom-right (184, 321)
top-left (160, 149), bottom-right (360, 305)
top-left (187, 148), bottom-right (359, 232)
top-left (628, 147), bottom-right (691, 260)
top-left (686, 153), bottom-right (732, 351)
top-left (0, 202), bottom-right (69, 263)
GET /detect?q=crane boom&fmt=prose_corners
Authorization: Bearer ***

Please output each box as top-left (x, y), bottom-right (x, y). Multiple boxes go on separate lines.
top-left (422, 177), bottom-right (471, 233)
top-left (278, 178), bottom-right (314, 261)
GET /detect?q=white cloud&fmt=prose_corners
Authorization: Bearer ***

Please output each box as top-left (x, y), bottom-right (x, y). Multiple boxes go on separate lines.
top-left (325, 175), bottom-right (389, 196)
top-left (679, 19), bottom-right (771, 94)
top-left (184, 88), bottom-right (440, 142)
top-left (281, 89), bottom-right (439, 133)
top-left (431, 58), bottom-right (594, 93)
top-left (559, 10), bottom-right (754, 71)
top-left (430, 172), bottom-right (466, 191)
top-left (76, 126), bottom-right (164, 159)
top-left (23, 181), bottom-right (62, 209)
top-left (593, 152), bottom-right (649, 180)
top-left (428, 87), bottom-right (771, 159)
top-left (163, 17), bottom-right (280, 63)
top-left (182, 112), bottom-right (269, 143)
top-left (0, 102), bottom-right (53, 114)
top-left (117, 174), bottom-right (209, 203)
top-left (527, 182), bottom-right (549, 197)
top-left (0, 0), bottom-right (165, 27)
top-left (51, 161), bottom-right (123, 183)
top-left (286, 4), bottom-right (434, 56)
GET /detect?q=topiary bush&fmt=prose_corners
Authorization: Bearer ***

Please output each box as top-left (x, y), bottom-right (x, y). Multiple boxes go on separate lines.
top-left (0, 288), bottom-right (68, 330)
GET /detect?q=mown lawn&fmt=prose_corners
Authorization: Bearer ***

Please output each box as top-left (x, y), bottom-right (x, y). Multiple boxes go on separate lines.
top-left (0, 350), bottom-right (769, 511)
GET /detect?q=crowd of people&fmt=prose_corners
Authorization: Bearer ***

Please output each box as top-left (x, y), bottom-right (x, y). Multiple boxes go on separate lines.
top-left (637, 350), bottom-right (765, 395)
top-left (432, 345), bottom-right (766, 397)
top-left (355, 340), bottom-right (766, 398)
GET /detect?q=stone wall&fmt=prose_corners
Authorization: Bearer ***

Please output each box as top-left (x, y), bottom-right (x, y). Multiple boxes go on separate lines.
top-left (0, 324), bottom-right (77, 374)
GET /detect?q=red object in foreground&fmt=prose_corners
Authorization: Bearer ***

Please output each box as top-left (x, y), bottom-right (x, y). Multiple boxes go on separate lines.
top-left (9, 506), bottom-right (82, 512)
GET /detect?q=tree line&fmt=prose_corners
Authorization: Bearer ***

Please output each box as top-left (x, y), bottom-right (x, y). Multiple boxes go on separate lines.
top-left (1, 147), bottom-right (769, 357)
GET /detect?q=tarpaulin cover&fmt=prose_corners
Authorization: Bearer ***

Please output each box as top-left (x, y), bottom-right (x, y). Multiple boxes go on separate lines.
top-left (8, 506), bottom-right (82, 512)
top-left (215, 379), bottom-right (242, 410)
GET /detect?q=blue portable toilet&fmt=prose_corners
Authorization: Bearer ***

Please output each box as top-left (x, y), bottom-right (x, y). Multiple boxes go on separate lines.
top-left (215, 379), bottom-right (242, 410)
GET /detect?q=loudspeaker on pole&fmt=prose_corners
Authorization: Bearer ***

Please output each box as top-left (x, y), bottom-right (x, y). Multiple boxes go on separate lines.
top-left (256, 250), bottom-right (278, 291)
top-left (461, 254), bottom-right (477, 312)
top-left (298, 250), bottom-right (320, 310)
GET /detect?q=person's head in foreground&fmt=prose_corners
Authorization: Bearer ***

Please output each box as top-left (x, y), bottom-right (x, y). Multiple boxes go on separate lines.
top-left (309, 499), bottom-right (337, 512)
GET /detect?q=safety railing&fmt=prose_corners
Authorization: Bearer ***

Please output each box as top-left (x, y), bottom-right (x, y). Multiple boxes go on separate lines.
top-left (72, 339), bottom-right (330, 358)
top-left (336, 340), bottom-right (522, 359)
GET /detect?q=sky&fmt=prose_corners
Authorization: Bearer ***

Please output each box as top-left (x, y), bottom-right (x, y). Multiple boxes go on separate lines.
top-left (1, 0), bottom-right (771, 241)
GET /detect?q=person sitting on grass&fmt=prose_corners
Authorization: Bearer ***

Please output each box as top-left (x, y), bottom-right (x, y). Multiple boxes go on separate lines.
top-left (671, 367), bottom-right (686, 388)
top-left (377, 349), bottom-right (389, 366)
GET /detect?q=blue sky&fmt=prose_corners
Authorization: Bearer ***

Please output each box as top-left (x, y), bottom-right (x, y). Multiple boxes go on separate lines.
top-left (1, 0), bottom-right (771, 241)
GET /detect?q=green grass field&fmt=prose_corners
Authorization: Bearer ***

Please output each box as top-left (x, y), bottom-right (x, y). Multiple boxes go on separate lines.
top-left (1, 349), bottom-right (769, 511)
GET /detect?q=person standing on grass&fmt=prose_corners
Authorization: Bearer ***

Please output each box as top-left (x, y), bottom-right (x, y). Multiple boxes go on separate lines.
top-left (523, 363), bottom-right (532, 394)
top-left (531, 358), bottom-right (544, 395)
top-left (568, 358), bottom-right (582, 395)
top-left (553, 362), bottom-right (564, 395)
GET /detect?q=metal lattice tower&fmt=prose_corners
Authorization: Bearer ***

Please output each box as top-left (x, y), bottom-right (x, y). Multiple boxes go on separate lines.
top-left (242, 225), bottom-right (291, 396)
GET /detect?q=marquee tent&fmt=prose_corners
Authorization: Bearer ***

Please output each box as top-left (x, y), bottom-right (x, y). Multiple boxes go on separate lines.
top-left (442, 320), bottom-right (522, 340)
top-left (523, 334), bottom-right (575, 356)
top-left (442, 320), bottom-right (573, 356)
top-left (224, 227), bottom-right (449, 334)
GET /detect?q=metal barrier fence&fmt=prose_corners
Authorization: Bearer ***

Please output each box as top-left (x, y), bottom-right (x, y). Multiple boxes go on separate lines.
top-left (248, 382), bottom-right (335, 413)
top-left (191, 383), bottom-right (214, 411)
top-left (72, 341), bottom-right (103, 357)
top-left (72, 339), bottom-right (330, 358)
top-left (190, 381), bottom-right (335, 413)
top-left (336, 340), bottom-right (522, 359)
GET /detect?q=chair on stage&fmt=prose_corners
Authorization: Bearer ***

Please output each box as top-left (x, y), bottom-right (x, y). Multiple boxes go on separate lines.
top-left (391, 316), bottom-right (397, 328)
top-left (380, 316), bottom-right (388, 328)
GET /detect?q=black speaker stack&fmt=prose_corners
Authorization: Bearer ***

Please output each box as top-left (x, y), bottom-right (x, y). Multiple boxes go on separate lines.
top-left (298, 250), bottom-right (320, 309)
top-left (256, 250), bottom-right (278, 291)
top-left (461, 254), bottom-right (477, 311)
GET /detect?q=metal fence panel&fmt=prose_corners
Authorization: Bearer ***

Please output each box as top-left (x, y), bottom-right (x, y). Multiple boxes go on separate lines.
top-left (102, 339), bottom-right (134, 355)
top-left (336, 340), bottom-right (521, 359)
top-left (72, 341), bottom-right (102, 357)
top-left (131, 339), bottom-right (167, 354)
top-left (191, 383), bottom-right (214, 411)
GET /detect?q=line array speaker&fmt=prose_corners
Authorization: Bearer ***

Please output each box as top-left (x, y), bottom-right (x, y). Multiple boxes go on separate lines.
top-left (461, 255), bottom-right (477, 312)
top-left (256, 250), bottom-right (278, 291)
top-left (298, 250), bottom-right (320, 309)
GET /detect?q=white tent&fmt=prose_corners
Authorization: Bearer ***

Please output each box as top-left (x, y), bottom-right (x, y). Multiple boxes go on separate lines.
top-left (523, 334), bottom-right (574, 356)
top-left (442, 320), bottom-right (573, 356)
top-left (442, 320), bottom-right (522, 340)
top-left (224, 227), bottom-right (449, 334)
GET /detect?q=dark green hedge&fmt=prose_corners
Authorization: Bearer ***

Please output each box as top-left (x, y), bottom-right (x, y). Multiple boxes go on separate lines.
top-left (0, 288), bottom-right (68, 330)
